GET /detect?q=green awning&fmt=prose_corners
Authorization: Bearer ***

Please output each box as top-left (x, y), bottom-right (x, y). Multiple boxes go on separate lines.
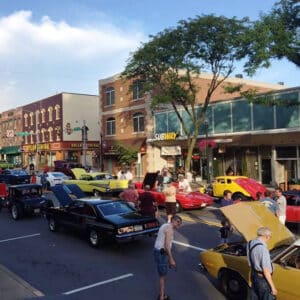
top-left (1, 145), bottom-right (21, 154)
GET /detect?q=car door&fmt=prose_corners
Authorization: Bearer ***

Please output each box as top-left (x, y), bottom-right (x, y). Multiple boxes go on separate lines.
top-left (272, 245), bottom-right (300, 300)
top-left (65, 200), bottom-right (86, 230)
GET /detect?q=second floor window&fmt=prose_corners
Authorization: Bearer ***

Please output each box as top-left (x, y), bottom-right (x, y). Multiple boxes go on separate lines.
top-left (132, 80), bottom-right (144, 100)
top-left (133, 113), bottom-right (144, 132)
top-left (105, 87), bottom-right (115, 106)
top-left (106, 118), bottom-right (116, 135)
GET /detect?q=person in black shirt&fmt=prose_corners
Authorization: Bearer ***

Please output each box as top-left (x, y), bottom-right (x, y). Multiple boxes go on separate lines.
top-left (219, 219), bottom-right (233, 244)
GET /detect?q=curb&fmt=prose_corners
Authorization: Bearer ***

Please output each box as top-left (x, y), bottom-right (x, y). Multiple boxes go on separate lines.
top-left (0, 264), bottom-right (44, 298)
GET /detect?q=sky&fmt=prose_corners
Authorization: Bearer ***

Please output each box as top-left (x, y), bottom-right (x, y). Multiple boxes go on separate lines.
top-left (0, 0), bottom-right (299, 112)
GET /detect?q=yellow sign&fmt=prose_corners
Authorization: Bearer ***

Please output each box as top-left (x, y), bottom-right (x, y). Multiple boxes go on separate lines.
top-left (154, 132), bottom-right (177, 141)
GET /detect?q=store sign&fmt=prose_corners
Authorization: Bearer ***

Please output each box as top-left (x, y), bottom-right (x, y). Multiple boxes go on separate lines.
top-left (161, 146), bottom-right (181, 156)
top-left (154, 132), bottom-right (177, 141)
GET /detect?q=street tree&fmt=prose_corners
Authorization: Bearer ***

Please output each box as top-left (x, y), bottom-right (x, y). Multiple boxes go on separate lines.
top-left (246, 0), bottom-right (299, 72)
top-left (123, 15), bottom-right (262, 175)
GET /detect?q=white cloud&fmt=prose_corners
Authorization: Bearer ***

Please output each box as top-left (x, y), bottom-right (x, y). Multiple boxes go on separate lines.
top-left (0, 10), bottom-right (146, 111)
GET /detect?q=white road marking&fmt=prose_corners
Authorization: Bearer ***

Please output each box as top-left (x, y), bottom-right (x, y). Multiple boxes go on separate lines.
top-left (0, 233), bottom-right (41, 243)
top-left (173, 240), bottom-right (207, 252)
top-left (63, 273), bottom-right (134, 295)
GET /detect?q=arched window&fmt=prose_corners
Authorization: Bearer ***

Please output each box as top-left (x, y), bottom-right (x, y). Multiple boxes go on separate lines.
top-left (55, 105), bottom-right (60, 120)
top-left (24, 113), bottom-right (29, 127)
top-left (105, 87), bottom-right (115, 106)
top-left (41, 109), bottom-right (46, 123)
top-left (48, 127), bottom-right (53, 142)
top-left (29, 112), bottom-right (34, 126)
top-left (132, 80), bottom-right (144, 100)
top-left (106, 118), bottom-right (115, 136)
top-left (48, 107), bottom-right (53, 122)
top-left (133, 112), bottom-right (144, 132)
top-left (36, 110), bottom-right (40, 125)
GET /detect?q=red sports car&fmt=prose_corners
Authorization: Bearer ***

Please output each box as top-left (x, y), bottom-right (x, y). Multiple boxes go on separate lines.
top-left (135, 173), bottom-right (213, 212)
top-left (283, 190), bottom-right (300, 223)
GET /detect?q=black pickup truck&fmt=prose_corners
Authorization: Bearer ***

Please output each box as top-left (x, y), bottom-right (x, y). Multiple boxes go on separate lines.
top-left (0, 169), bottom-right (30, 185)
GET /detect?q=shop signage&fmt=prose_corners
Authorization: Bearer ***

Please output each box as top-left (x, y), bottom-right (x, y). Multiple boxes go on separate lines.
top-left (154, 132), bottom-right (177, 141)
top-left (161, 146), bottom-right (181, 156)
top-left (70, 143), bottom-right (99, 149)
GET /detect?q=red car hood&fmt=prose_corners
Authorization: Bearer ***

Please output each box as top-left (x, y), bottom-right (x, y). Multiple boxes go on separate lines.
top-left (234, 177), bottom-right (267, 200)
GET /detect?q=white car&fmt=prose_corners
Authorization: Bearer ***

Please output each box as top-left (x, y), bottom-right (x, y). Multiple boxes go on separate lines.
top-left (37, 172), bottom-right (70, 189)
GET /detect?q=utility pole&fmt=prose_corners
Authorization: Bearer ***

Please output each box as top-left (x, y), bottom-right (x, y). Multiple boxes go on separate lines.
top-left (81, 120), bottom-right (88, 169)
top-left (204, 119), bottom-right (210, 185)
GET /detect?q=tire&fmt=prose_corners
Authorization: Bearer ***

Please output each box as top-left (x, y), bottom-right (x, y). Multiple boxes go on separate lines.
top-left (88, 228), bottom-right (101, 248)
top-left (93, 189), bottom-right (101, 197)
top-left (176, 201), bottom-right (183, 213)
top-left (48, 218), bottom-right (59, 232)
top-left (11, 204), bottom-right (23, 220)
top-left (232, 192), bottom-right (248, 201)
top-left (219, 270), bottom-right (249, 300)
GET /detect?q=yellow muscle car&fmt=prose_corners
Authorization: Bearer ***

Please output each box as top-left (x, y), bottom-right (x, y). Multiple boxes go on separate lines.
top-left (200, 202), bottom-right (299, 300)
top-left (64, 168), bottom-right (129, 196)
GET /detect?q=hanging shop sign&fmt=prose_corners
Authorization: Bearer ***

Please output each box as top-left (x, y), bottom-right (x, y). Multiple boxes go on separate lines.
top-left (161, 146), bottom-right (181, 156)
top-left (154, 132), bottom-right (177, 141)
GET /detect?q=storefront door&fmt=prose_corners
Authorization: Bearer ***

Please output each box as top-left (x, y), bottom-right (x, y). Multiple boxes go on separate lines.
top-left (261, 159), bottom-right (272, 184)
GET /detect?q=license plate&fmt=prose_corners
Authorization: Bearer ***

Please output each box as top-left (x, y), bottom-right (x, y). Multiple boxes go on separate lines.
top-left (134, 225), bottom-right (143, 231)
top-left (34, 208), bottom-right (40, 213)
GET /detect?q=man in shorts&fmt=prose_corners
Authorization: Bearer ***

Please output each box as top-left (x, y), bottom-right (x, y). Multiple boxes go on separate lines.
top-left (153, 215), bottom-right (182, 300)
top-left (163, 180), bottom-right (177, 223)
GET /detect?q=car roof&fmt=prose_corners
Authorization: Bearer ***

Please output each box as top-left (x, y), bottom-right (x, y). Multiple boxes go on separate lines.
top-left (220, 202), bottom-right (295, 250)
top-left (215, 176), bottom-right (248, 179)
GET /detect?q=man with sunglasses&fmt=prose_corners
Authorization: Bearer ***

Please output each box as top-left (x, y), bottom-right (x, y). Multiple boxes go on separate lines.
top-left (247, 227), bottom-right (277, 299)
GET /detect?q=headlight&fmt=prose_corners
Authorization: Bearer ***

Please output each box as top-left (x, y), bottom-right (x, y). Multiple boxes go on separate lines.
top-left (118, 226), bottom-right (134, 234)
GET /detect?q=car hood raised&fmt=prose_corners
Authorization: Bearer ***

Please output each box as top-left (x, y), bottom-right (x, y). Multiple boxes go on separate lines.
top-left (220, 202), bottom-right (295, 250)
top-left (71, 168), bottom-right (88, 179)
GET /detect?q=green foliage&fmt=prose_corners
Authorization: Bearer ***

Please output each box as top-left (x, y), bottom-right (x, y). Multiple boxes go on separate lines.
top-left (114, 144), bottom-right (138, 166)
top-left (247, 0), bottom-right (300, 71)
top-left (123, 14), bottom-right (266, 172)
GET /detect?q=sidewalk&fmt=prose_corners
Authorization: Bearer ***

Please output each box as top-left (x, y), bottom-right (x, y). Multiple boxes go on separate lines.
top-left (0, 264), bottom-right (44, 300)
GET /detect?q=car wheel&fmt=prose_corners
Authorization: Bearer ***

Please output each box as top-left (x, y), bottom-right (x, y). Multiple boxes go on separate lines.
top-left (219, 270), bottom-right (249, 300)
top-left (176, 201), bottom-right (182, 213)
top-left (232, 192), bottom-right (248, 201)
top-left (93, 189), bottom-right (101, 197)
top-left (88, 229), bottom-right (101, 248)
top-left (48, 218), bottom-right (59, 232)
top-left (11, 204), bottom-right (23, 220)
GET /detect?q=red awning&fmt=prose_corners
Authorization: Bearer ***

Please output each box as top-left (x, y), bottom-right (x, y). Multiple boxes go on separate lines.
top-left (198, 139), bottom-right (217, 150)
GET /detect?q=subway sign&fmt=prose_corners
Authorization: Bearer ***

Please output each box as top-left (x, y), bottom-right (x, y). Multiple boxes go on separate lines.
top-left (154, 132), bottom-right (177, 141)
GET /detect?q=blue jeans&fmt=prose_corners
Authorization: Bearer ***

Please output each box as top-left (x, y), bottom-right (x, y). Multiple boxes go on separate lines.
top-left (251, 272), bottom-right (275, 300)
top-left (153, 248), bottom-right (168, 277)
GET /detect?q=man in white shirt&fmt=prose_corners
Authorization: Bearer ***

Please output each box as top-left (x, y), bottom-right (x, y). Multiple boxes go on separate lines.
top-left (153, 215), bottom-right (182, 300)
top-left (274, 187), bottom-right (287, 225)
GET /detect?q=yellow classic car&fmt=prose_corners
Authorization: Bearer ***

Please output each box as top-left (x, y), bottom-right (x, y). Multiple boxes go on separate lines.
top-left (64, 168), bottom-right (129, 196)
top-left (212, 176), bottom-right (267, 201)
top-left (200, 202), bottom-right (299, 300)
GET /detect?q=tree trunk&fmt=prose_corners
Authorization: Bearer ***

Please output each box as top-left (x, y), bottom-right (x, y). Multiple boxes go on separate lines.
top-left (184, 135), bottom-right (197, 175)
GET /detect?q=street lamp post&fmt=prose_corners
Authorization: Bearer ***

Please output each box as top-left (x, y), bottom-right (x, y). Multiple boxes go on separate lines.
top-left (81, 120), bottom-right (88, 169)
top-left (204, 119), bottom-right (210, 185)
top-left (99, 133), bottom-right (104, 172)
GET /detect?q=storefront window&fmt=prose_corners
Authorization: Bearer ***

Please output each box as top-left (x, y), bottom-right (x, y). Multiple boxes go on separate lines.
top-left (181, 110), bottom-right (194, 136)
top-left (253, 104), bottom-right (274, 130)
top-left (213, 102), bottom-right (231, 133)
top-left (168, 111), bottom-right (180, 132)
top-left (275, 92), bottom-right (300, 129)
top-left (232, 100), bottom-right (251, 132)
top-left (155, 113), bottom-right (167, 134)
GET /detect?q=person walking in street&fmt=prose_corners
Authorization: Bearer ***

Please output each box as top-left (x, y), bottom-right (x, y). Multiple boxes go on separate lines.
top-left (220, 190), bottom-right (234, 207)
top-left (138, 185), bottom-right (157, 218)
top-left (154, 215), bottom-right (182, 300)
top-left (247, 227), bottom-right (277, 299)
top-left (260, 190), bottom-right (279, 217)
top-left (163, 179), bottom-right (177, 223)
top-left (274, 187), bottom-right (287, 225)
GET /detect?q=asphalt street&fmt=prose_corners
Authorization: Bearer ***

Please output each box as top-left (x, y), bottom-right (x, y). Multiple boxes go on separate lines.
top-left (0, 204), bottom-right (299, 300)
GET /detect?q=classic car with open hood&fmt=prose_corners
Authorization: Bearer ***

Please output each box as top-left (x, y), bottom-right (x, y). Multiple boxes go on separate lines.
top-left (43, 184), bottom-right (159, 247)
top-left (199, 202), bottom-right (299, 300)
top-left (64, 168), bottom-right (129, 196)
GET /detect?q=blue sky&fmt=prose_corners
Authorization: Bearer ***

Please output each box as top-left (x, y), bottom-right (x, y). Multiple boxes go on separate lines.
top-left (0, 0), bottom-right (299, 111)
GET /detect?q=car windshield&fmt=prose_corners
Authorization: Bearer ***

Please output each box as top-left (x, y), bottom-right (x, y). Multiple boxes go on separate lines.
top-left (52, 172), bottom-right (66, 178)
top-left (94, 174), bottom-right (114, 180)
top-left (97, 202), bottom-right (133, 216)
top-left (10, 170), bottom-right (28, 175)
top-left (16, 187), bottom-right (41, 196)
